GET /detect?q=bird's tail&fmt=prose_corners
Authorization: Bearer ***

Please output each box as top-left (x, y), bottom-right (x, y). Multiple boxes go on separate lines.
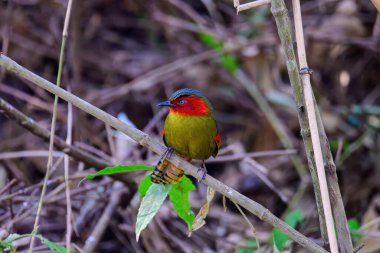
top-left (151, 157), bottom-right (190, 185)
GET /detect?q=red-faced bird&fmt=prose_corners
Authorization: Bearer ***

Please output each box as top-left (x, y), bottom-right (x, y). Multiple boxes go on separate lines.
top-left (151, 88), bottom-right (221, 184)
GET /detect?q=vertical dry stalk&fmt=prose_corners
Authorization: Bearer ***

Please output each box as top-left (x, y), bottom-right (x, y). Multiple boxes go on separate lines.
top-left (64, 87), bottom-right (73, 252)
top-left (291, 1), bottom-right (338, 252)
top-left (269, 0), bottom-right (329, 246)
top-left (29, 0), bottom-right (74, 252)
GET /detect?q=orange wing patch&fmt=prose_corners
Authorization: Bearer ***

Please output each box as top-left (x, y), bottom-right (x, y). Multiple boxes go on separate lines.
top-left (214, 133), bottom-right (221, 148)
top-left (212, 133), bottom-right (221, 157)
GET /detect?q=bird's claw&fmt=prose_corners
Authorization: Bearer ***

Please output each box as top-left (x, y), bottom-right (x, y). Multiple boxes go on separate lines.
top-left (197, 161), bottom-right (207, 182)
top-left (156, 147), bottom-right (174, 167)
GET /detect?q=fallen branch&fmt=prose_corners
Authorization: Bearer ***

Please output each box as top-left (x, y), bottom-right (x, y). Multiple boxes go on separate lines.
top-left (0, 53), bottom-right (327, 253)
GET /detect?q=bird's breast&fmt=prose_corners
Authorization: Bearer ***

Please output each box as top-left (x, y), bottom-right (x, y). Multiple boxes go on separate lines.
top-left (163, 113), bottom-right (217, 160)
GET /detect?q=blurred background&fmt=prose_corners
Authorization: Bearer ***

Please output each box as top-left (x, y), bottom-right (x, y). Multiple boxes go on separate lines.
top-left (0, 0), bottom-right (379, 252)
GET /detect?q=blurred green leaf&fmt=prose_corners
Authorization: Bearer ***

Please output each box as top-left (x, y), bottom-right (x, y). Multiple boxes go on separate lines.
top-left (136, 184), bottom-right (172, 241)
top-left (169, 176), bottom-right (195, 231)
top-left (199, 33), bottom-right (223, 51)
top-left (85, 165), bottom-right (154, 180)
top-left (348, 218), bottom-right (361, 243)
top-left (235, 239), bottom-right (258, 253)
top-left (36, 235), bottom-right (67, 253)
top-left (1, 233), bottom-right (21, 252)
top-left (1, 232), bottom-right (67, 253)
top-left (138, 174), bottom-right (153, 199)
top-left (272, 209), bottom-right (304, 251)
top-left (221, 54), bottom-right (238, 74)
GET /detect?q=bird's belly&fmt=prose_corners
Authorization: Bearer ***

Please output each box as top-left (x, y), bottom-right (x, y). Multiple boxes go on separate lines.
top-left (164, 115), bottom-right (216, 160)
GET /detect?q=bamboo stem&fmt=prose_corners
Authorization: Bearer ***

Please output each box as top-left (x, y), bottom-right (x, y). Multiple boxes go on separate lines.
top-left (269, 0), bottom-right (329, 246)
top-left (0, 53), bottom-right (327, 253)
top-left (292, 1), bottom-right (353, 252)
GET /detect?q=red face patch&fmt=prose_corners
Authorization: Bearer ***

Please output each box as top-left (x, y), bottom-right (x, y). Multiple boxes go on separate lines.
top-left (169, 96), bottom-right (209, 115)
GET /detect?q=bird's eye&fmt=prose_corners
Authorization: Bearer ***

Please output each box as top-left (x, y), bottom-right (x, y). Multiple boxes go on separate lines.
top-left (178, 100), bottom-right (186, 105)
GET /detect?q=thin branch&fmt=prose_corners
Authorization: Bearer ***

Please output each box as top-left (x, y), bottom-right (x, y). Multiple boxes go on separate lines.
top-left (82, 182), bottom-right (124, 253)
top-left (237, 0), bottom-right (271, 13)
top-left (233, 201), bottom-right (261, 253)
top-left (207, 149), bottom-right (297, 163)
top-left (0, 54), bottom-right (328, 253)
top-left (29, 0), bottom-right (74, 250)
top-left (233, 70), bottom-right (308, 178)
top-left (0, 97), bottom-right (134, 185)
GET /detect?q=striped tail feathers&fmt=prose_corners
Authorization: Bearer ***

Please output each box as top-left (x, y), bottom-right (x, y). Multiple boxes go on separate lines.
top-left (151, 156), bottom-right (191, 185)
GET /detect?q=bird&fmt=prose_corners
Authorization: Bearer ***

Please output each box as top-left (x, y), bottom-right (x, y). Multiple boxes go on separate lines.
top-left (151, 88), bottom-right (221, 185)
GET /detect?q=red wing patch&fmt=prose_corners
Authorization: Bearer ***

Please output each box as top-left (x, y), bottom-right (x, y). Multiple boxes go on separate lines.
top-left (214, 133), bottom-right (221, 148)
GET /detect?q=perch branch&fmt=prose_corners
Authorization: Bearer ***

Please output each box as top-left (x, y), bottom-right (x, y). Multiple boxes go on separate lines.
top-left (0, 54), bottom-right (327, 253)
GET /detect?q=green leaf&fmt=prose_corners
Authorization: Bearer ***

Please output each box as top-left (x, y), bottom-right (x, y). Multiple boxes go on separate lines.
top-left (235, 239), bottom-right (258, 253)
top-left (272, 209), bottom-right (304, 251)
top-left (35, 235), bottom-right (67, 253)
top-left (1, 234), bottom-right (21, 252)
top-left (136, 184), bottom-right (172, 241)
top-left (348, 218), bottom-right (361, 243)
top-left (2, 234), bottom-right (22, 244)
top-left (221, 54), bottom-right (238, 74)
top-left (1, 232), bottom-right (67, 253)
top-left (138, 174), bottom-right (153, 199)
top-left (169, 176), bottom-right (195, 231)
top-left (85, 165), bottom-right (154, 180)
top-left (199, 33), bottom-right (223, 51)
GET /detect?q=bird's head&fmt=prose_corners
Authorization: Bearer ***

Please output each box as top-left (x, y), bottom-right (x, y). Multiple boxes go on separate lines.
top-left (157, 88), bottom-right (213, 116)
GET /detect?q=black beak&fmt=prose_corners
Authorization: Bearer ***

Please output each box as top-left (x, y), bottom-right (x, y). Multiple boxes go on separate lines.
top-left (157, 100), bottom-right (176, 107)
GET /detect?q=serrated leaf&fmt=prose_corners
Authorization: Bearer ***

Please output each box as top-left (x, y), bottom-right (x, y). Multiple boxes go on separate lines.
top-left (138, 174), bottom-right (153, 199)
top-left (85, 165), bottom-right (154, 180)
top-left (136, 184), bottom-right (172, 241)
top-left (199, 33), bottom-right (223, 51)
top-left (190, 186), bottom-right (215, 235)
top-left (36, 235), bottom-right (67, 253)
top-left (169, 176), bottom-right (195, 231)
top-left (272, 209), bottom-right (304, 251)
top-left (221, 54), bottom-right (238, 74)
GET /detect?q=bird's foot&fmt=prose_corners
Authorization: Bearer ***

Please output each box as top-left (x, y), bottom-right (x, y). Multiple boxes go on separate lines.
top-left (155, 147), bottom-right (174, 167)
top-left (197, 161), bottom-right (207, 182)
